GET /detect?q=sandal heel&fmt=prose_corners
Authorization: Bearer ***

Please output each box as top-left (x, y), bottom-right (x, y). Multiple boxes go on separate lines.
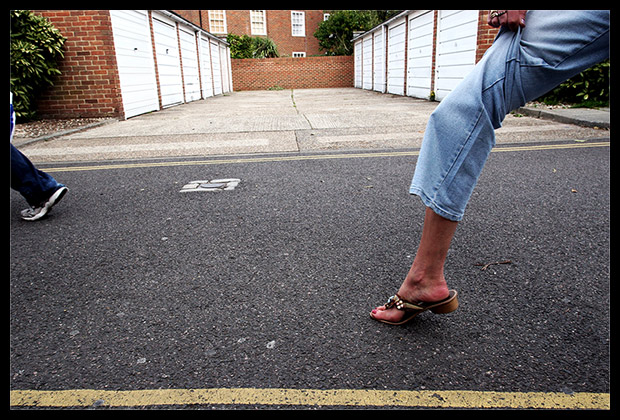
top-left (430, 295), bottom-right (459, 314)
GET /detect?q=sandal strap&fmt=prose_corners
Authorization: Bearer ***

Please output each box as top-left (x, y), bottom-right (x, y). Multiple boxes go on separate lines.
top-left (384, 294), bottom-right (425, 311)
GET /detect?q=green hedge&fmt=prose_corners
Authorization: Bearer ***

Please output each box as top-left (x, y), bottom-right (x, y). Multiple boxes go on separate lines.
top-left (10, 10), bottom-right (66, 122)
top-left (537, 60), bottom-right (609, 107)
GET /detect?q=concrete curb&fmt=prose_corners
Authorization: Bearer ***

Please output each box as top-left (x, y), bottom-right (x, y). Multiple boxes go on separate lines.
top-left (516, 106), bottom-right (610, 129)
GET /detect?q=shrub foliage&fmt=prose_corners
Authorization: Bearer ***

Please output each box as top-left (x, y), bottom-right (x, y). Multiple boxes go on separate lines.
top-left (10, 10), bottom-right (66, 121)
top-left (227, 34), bottom-right (279, 59)
top-left (537, 60), bottom-right (609, 106)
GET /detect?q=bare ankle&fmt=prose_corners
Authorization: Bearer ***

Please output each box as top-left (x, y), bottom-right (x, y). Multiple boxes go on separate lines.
top-left (399, 267), bottom-right (449, 301)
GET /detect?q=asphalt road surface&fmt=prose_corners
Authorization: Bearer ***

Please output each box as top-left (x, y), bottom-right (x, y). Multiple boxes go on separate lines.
top-left (10, 140), bottom-right (609, 408)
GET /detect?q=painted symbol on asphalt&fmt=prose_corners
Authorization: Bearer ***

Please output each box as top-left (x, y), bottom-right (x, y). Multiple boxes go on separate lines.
top-left (179, 178), bottom-right (240, 192)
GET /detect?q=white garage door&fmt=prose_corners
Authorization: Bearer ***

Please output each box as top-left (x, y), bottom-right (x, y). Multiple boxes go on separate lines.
top-left (407, 11), bottom-right (434, 99)
top-left (109, 10), bottom-right (159, 119)
top-left (179, 26), bottom-right (201, 102)
top-left (373, 29), bottom-right (385, 92)
top-left (434, 10), bottom-right (479, 101)
top-left (199, 34), bottom-right (214, 99)
top-left (220, 44), bottom-right (231, 93)
top-left (353, 40), bottom-right (362, 88)
top-left (362, 35), bottom-right (373, 90)
top-left (152, 14), bottom-right (184, 107)
top-left (387, 18), bottom-right (406, 95)
top-left (210, 39), bottom-right (222, 95)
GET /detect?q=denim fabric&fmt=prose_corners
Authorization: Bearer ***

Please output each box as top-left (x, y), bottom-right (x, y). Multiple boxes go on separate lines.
top-left (10, 143), bottom-right (64, 207)
top-left (409, 10), bottom-right (610, 221)
top-left (10, 102), bottom-right (64, 207)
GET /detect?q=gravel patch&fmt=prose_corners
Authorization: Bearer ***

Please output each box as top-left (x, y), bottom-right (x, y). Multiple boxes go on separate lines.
top-left (13, 117), bottom-right (115, 139)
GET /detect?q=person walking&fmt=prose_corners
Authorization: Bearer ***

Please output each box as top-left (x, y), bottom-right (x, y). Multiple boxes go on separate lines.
top-left (10, 93), bottom-right (68, 221)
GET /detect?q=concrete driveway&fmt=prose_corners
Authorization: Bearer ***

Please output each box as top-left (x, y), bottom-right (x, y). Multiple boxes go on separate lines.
top-left (18, 88), bottom-right (608, 163)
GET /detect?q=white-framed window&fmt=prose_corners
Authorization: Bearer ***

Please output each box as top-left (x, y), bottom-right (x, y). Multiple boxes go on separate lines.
top-left (250, 10), bottom-right (266, 35)
top-left (208, 10), bottom-right (227, 34)
top-left (292, 51), bottom-right (306, 57)
top-left (323, 13), bottom-right (330, 21)
top-left (291, 11), bottom-right (305, 37)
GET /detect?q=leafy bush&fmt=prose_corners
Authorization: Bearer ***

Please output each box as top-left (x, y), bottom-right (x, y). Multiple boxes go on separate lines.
top-left (252, 37), bottom-right (279, 59)
top-left (314, 10), bottom-right (401, 56)
top-left (10, 10), bottom-right (66, 122)
top-left (537, 60), bottom-right (609, 107)
top-left (227, 34), bottom-right (279, 59)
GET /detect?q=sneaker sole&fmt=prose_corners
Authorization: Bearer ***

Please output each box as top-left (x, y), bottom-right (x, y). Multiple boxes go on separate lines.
top-left (21, 187), bottom-right (68, 221)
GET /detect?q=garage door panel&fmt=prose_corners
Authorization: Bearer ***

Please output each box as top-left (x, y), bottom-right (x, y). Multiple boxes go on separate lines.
top-left (437, 36), bottom-right (477, 56)
top-left (439, 21), bottom-right (478, 42)
top-left (210, 40), bottom-right (222, 95)
top-left (152, 15), bottom-right (184, 107)
top-left (437, 49), bottom-right (477, 68)
top-left (220, 44), bottom-right (231, 93)
top-left (434, 10), bottom-right (478, 101)
top-left (387, 20), bottom-right (406, 95)
top-left (437, 62), bottom-right (476, 78)
top-left (354, 41), bottom-right (362, 88)
top-left (362, 36), bottom-right (373, 90)
top-left (109, 10), bottom-right (159, 119)
top-left (179, 27), bottom-right (200, 102)
top-left (439, 9), bottom-right (478, 30)
top-left (407, 11), bottom-right (433, 99)
top-left (372, 31), bottom-right (385, 92)
top-left (200, 35), bottom-right (214, 98)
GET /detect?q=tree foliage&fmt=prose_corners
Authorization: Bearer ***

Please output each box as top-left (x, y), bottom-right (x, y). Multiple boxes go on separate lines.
top-left (227, 34), bottom-right (279, 59)
top-left (10, 10), bottom-right (66, 121)
top-left (314, 10), bottom-right (402, 56)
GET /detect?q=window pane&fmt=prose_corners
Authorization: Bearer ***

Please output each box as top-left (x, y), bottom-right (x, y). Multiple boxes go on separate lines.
top-left (291, 11), bottom-right (305, 36)
top-left (209, 10), bottom-right (226, 34)
top-left (250, 10), bottom-right (266, 35)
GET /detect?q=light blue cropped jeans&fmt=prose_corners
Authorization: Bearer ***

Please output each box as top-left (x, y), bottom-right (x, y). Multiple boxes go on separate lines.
top-left (409, 10), bottom-right (609, 221)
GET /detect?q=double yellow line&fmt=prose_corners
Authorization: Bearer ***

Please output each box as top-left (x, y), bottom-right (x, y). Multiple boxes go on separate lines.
top-left (10, 387), bottom-right (610, 409)
top-left (42, 141), bottom-right (609, 173)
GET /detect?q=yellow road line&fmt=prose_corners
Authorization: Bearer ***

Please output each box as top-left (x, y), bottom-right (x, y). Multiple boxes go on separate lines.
top-left (10, 388), bottom-right (609, 409)
top-left (42, 141), bottom-right (610, 173)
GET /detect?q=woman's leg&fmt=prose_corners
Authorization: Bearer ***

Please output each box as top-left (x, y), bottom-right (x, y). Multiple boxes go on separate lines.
top-left (10, 143), bottom-right (63, 207)
top-left (371, 10), bottom-right (609, 323)
top-left (410, 10), bottom-right (610, 224)
top-left (371, 208), bottom-right (457, 323)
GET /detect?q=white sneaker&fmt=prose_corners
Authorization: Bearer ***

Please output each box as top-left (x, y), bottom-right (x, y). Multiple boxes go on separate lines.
top-left (20, 186), bottom-right (68, 221)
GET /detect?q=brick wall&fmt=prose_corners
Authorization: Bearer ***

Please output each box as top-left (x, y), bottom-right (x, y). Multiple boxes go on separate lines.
top-left (476, 10), bottom-right (500, 63)
top-left (262, 10), bottom-right (323, 57)
top-left (33, 10), bottom-right (123, 119)
top-left (231, 56), bottom-right (353, 91)
top-left (173, 10), bottom-right (324, 57)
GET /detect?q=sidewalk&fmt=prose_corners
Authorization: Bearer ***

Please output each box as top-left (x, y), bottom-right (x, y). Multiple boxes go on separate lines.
top-left (14, 101), bottom-right (610, 148)
top-left (516, 104), bottom-right (610, 129)
top-left (14, 89), bottom-right (610, 163)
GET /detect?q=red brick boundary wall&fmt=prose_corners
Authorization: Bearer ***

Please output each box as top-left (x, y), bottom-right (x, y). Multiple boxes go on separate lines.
top-left (34, 10), bottom-right (122, 119)
top-left (231, 56), bottom-right (353, 91)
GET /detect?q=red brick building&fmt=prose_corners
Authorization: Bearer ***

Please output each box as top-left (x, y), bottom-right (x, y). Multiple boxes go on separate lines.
top-left (172, 10), bottom-right (326, 57)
